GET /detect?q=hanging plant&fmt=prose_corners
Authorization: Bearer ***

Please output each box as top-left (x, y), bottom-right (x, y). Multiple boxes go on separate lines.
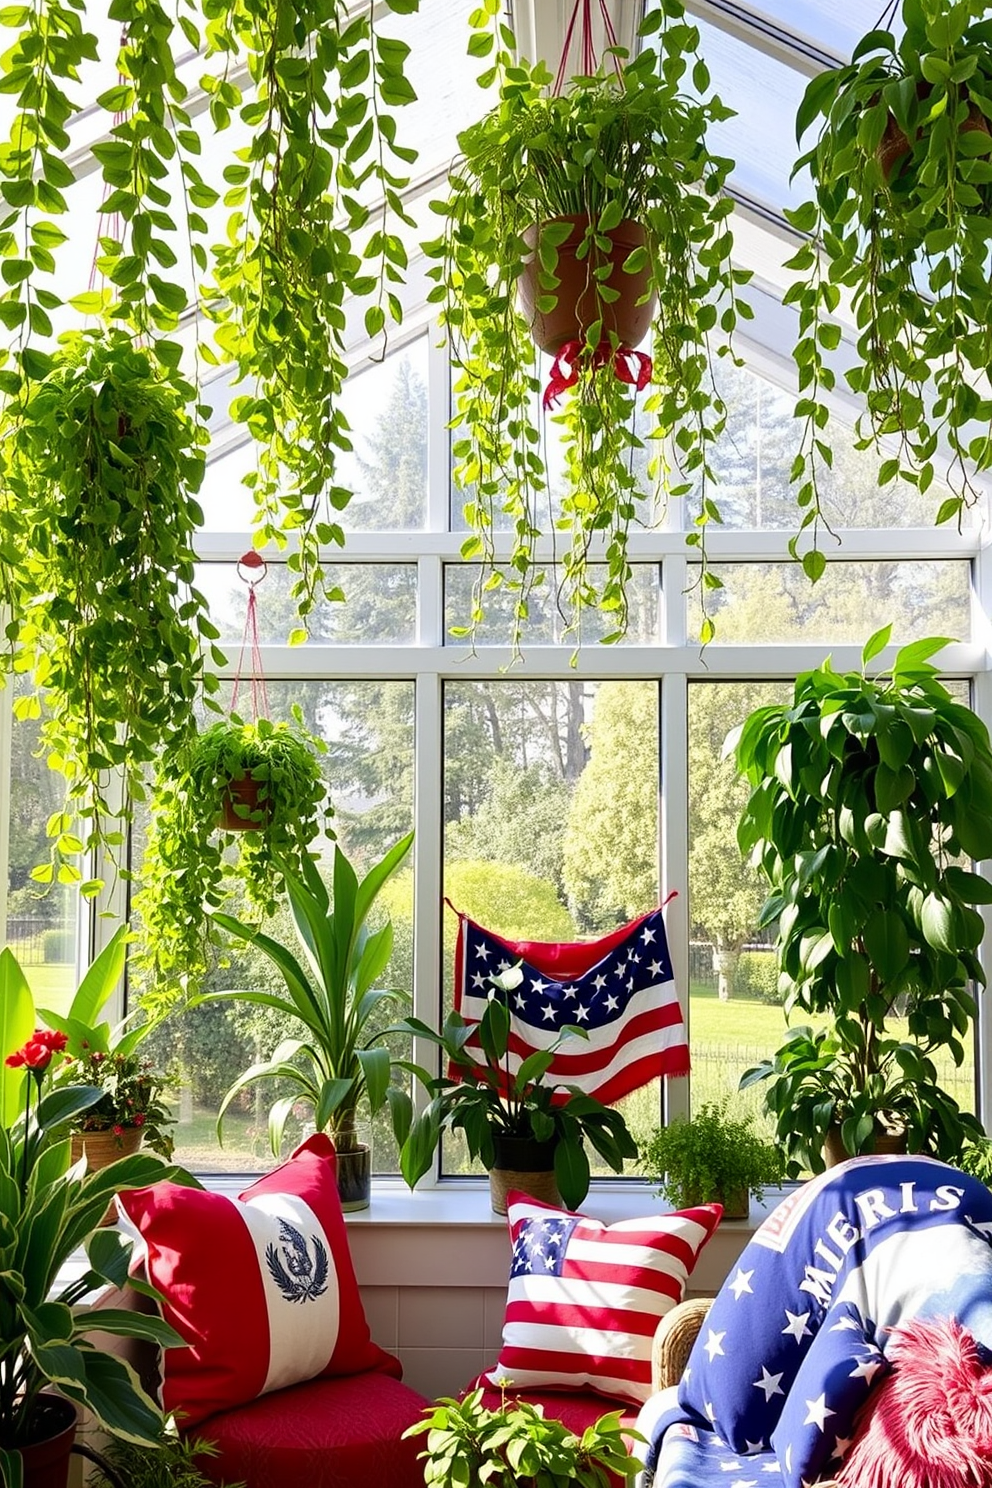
top-left (0, 328), bottom-right (218, 888)
top-left (133, 710), bottom-right (332, 1011)
top-left (427, 0), bottom-right (751, 647)
top-left (785, 0), bottom-right (992, 576)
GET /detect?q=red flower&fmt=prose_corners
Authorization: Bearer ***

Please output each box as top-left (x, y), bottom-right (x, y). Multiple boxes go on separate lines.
top-left (4, 1029), bottom-right (67, 1072)
top-left (113, 1125), bottom-right (124, 1137)
top-left (133, 1112), bottom-right (145, 1127)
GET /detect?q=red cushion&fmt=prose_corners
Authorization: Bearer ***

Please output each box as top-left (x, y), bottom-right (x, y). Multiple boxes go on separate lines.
top-left (194, 1372), bottom-right (430, 1488)
top-left (119, 1134), bottom-right (399, 1428)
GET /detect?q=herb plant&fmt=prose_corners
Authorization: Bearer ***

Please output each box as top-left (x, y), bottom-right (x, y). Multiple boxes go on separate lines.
top-left (397, 966), bottom-right (637, 1211)
top-left (429, 0), bottom-right (751, 647)
top-left (784, 0), bottom-right (992, 577)
top-left (732, 627), bottom-right (992, 1173)
top-left (640, 1100), bottom-right (784, 1214)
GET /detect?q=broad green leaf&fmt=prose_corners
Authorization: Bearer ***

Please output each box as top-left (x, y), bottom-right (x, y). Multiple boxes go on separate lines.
top-left (0, 950), bottom-right (34, 1127)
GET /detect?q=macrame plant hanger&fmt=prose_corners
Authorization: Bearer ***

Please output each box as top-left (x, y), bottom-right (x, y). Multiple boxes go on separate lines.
top-left (542, 0), bottom-right (653, 410)
top-left (230, 551), bottom-right (271, 723)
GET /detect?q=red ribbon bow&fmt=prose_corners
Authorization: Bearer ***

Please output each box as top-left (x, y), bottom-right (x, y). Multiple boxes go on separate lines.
top-left (543, 339), bottom-right (653, 411)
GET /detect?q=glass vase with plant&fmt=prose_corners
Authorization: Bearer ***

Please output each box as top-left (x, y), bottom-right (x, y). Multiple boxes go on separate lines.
top-left (397, 966), bottom-right (638, 1213)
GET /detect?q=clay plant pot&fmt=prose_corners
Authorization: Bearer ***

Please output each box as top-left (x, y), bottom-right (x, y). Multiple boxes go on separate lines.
top-left (219, 774), bottom-right (268, 832)
top-left (70, 1126), bottom-right (144, 1226)
top-left (680, 1184), bottom-right (749, 1221)
top-left (517, 214), bottom-right (657, 356)
top-left (335, 1140), bottom-right (372, 1213)
top-left (489, 1133), bottom-right (561, 1216)
top-left (822, 1122), bottom-right (908, 1169)
top-left (876, 82), bottom-right (991, 185)
top-left (4, 1393), bottom-right (77, 1488)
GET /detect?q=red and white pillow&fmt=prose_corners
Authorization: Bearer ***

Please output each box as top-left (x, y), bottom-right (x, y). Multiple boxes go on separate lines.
top-left (486, 1192), bottom-right (722, 1406)
top-left (119, 1134), bottom-right (399, 1429)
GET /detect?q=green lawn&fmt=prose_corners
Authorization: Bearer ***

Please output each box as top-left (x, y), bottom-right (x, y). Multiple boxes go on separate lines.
top-left (23, 963), bottom-right (78, 1015)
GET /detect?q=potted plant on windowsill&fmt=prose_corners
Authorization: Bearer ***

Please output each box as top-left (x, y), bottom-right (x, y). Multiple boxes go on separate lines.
top-left (39, 928), bottom-right (176, 1205)
top-left (200, 832), bottom-right (415, 1211)
top-left (133, 710), bottom-right (332, 1010)
top-left (430, 0), bottom-right (751, 648)
top-left (784, 0), bottom-right (992, 577)
top-left (404, 1384), bottom-right (641, 1487)
top-left (731, 627), bottom-right (992, 1175)
top-left (639, 1100), bottom-right (784, 1220)
top-left (397, 966), bottom-right (638, 1214)
top-left (0, 951), bottom-right (190, 1488)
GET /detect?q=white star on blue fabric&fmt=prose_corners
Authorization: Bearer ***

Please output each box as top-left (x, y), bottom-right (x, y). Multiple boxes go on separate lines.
top-left (752, 1367), bottom-right (784, 1402)
top-left (704, 1329), bottom-right (727, 1361)
top-left (803, 1394), bottom-right (835, 1431)
top-left (849, 1354), bottom-right (883, 1384)
top-left (782, 1308), bottom-right (812, 1342)
top-left (729, 1267), bottom-right (754, 1300)
top-left (641, 926), bottom-right (656, 944)
top-left (530, 976), bottom-right (548, 994)
top-left (475, 943), bottom-right (490, 960)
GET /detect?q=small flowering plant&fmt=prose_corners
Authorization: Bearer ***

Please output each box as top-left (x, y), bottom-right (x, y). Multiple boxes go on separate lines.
top-left (59, 1049), bottom-right (176, 1160)
top-left (0, 948), bottom-right (190, 1488)
top-left (39, 925), bottom-right (176, 1159)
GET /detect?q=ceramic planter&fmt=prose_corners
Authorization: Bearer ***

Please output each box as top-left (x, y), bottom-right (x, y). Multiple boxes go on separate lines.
top-left (517, 214), bottom-right (657, 356)
top-left (822, 1123), bottom-right (908, 1169)
top-left (219, 774), bottom-right (268, 831)
top-left (70, 1127), bottom-right (144, 1226)
top-left (4, 1393), bottom-right (77, 1488)
top-left (489, 1133), bottom-right (560, 1216)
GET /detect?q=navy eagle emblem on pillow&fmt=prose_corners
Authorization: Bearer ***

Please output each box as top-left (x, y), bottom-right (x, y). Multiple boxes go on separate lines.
top-left (265, 1219), bottom-right (330, 1304)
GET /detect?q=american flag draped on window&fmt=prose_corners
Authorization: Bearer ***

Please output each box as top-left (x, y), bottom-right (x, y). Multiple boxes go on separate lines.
top-left (451, 903), bottom-right (689, 1105)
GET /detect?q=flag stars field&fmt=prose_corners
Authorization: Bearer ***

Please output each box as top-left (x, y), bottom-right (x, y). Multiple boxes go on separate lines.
top-left (729, 1268), bottom-right (754, 1300)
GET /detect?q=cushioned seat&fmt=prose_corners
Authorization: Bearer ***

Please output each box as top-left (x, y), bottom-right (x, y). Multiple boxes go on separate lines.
top-left (194, 1371), bottom-right (429, 1488)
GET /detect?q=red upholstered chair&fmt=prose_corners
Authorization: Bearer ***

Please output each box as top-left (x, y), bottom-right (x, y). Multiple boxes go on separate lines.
top-left (467, 1382), bottom-right (641, 1488)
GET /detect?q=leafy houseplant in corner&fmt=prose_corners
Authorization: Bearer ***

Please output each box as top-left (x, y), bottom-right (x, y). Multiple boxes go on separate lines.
top-left (203, 832), bottom-right (415, 1211)
top-left (397, 967), bottom-right (638, 1214)
top-left (404, 1385), bottom-right (641, 1487)
top-left (639, 1100), bottom-right (784, 1220)
top-left (133, 710), bottom-right (331, 1010)
top-left (0, 952), bottom-right (189, 1488)
top-left (733, 627), bottom-right (992, 1175)
top-left (0, 328), bottom-right (217, 888)
top-left (784, 0), bottom-right (992, 575)
top-left (428, 0), bottom-right (751, 647)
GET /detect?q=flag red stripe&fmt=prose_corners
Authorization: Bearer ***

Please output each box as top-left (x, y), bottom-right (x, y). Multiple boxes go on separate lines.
top-left (495, 1344), bottom-right (646, 1384)
top-left (501, 1003), bottom-right (684, 1071)
top-left (557, 1258), bottom-right (691, 1296)
top-left (503, 1299), bottom-right (667, 1336)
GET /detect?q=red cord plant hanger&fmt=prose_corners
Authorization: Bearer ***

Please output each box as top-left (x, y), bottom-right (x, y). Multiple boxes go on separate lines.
top-left (429, 0), bottom-right (751, 651)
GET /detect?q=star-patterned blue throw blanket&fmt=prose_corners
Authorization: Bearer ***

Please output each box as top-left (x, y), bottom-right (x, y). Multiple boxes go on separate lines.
top-left (635, 1156), bottom-right (992, 1488)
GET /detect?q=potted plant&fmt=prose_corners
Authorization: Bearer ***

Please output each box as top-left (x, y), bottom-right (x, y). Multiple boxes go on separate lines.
top-left (0, 952), bottom-right (189, 1488)
top-left (429, 1), bottom-right (751, 647)
top-left (403, 1384), bottom-right (641, 1487)
top-left (397, 966), bottom-right (638, 1213)
top-left (639, 1100), bottom-right (784, 1220)
top-left (958, 1135), bottom-right (992, 1187)
top-left (732, 627), bottom-right (992, 1174)
top-left (133, 710), bottom-right (332, 1010)
top-left (39, 928), bottom-right (175, 1194)
top-left (0, 327), bottom-right (216, 886)
top-left (785, 0), bottom-right (992, 576)
top-left (200, 831), bottom-right (415, 1211)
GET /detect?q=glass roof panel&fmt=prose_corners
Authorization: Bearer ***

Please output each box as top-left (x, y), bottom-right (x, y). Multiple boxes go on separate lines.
top-left (731, 2), bottom-right (893, 58)
top-left (695, 14), bottom-right (811, 216)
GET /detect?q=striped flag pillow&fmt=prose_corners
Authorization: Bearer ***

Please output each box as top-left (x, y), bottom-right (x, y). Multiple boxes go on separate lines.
top-left (487, 1192), bottom-right (722, 1406)
top-left (119, 1134), bottom-right (400, 1428)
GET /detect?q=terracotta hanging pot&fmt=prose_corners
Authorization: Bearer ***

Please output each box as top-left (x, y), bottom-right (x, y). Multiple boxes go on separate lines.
top-left (4, 1393), bottom-right (77, 1488)
top-left (489, 1133), bottom-right (561, 1216)
top-left (517, 214), bottom-right (657, 356)
top-left (876, 83), bottom-right (991, 185)
top-left (219, 774), bottom-right (268, 832)
top-left (71, 1127), bottom-right (144, 1226)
